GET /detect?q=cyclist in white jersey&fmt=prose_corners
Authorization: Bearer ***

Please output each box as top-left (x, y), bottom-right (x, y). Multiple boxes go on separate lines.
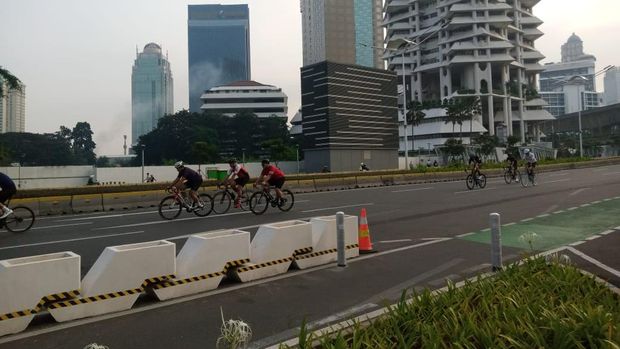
top-left (524, 149), bottom-right (537, 176)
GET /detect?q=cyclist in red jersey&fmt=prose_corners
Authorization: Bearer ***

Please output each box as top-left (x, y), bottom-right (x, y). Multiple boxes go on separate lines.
top-left (255, 159), bottom-right (286, 204)
top-left (225, 158), bottom-right (250, 208)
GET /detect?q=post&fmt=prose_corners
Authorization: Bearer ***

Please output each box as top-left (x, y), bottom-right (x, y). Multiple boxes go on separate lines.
top-left (141, 147), bottom-right (145, 183)
top-left (578, 92), bottom-right (583, 157)
top-left (296, 145), bottom-right (300, 174)
top-left (17, 163), bottom-right (21, 189)
top-left (336, 211), bottom-right (346, 267)
top-left (490, 213), bottom-right (502, 271)
top-left (402, 50), bottom-right (409, 169)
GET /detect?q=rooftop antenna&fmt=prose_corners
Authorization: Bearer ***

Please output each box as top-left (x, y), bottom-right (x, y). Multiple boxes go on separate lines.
top-left (123, 135), bottom-right (127, 155)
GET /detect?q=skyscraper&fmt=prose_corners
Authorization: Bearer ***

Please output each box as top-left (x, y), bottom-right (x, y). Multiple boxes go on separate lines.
top-left (604, 67), bottom-right (620, 105)
top-left (0, 76), bottom-right (26, 133)
top-left (131, 43), bottom-right (174, 145)
top-left (188, 4), bottom-right (251, 113)
top-left (300, 0), bottom-right (383, 69)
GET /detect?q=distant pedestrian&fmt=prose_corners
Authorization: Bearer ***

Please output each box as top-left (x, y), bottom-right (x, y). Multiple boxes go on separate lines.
top-left (149, 174), bottom-right (156, 182)
top-left (427, 159), bottom-right (432, 167)
top-left (433, 160), bottom-right (438, 167)
top-left (360, 162), bottom-right (370, 171)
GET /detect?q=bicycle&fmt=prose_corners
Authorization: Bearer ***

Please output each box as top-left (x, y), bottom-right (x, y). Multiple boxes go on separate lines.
top-left (0, 203), bottom-right (35, 233)
top-left (248, 184), bottom-right (294, 215)
top-left (503, 165), bottom-right (521, 184)
top-left (465, 168), bottom-right (487, 190)
top-left (158, 187), bottom-right (213, 220)
top-left (212, 182), bottom-right (252, 214)
top-left (520, 164), bottom-right (537, 187)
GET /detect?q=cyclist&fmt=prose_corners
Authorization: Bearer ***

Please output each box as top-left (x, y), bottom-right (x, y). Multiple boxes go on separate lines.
top-left (506, 153), bottom-right (519, 182)
top-left (524, 149), bottom-right (538, 177)
top-left (169, 161), bottom-right (203, 209)
top-left (255, 159), bottom-right (286, 204)
top-left (225, 158), bottom-right (250, 208)
top-left (468, 153), bottom-right (482, 179)
top-left (0, 172), bottom-right (16, 219)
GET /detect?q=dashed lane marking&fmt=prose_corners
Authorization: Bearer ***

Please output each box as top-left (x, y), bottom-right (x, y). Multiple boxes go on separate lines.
top-left (537, 214), bottom-right (550, 218)
top-left (377, 239), bottom-right (413, 244)
top-left (585, 235), bottom-right (601, 241)
top-left (553, 210), bottom-right (565, 214)
top-left (567, 247), bottom-right (620, 278)
top-left (456, 232), bottom-right (475, 238)
top-left (0, 231), bottom-right (146, 251)
top-left (601, 230), bottom-right (615, 235)
top-left (567, 207), bottom-right (578, 211)
top-left (569, 241), bottom-right (585, 246)
top-left (31, 222), bottom-right (93, 231)
top-left (580, 203), bottom-right (591, 207)
top-left (391, 187), bottom-right (434, 193)
top-left (521, 218), bottom-right (534, 222)
top-left (504, 222), bottom-right (516, 226)
top-left (301, 203), bottom-right (373, 213)
top-left (454, 188), bottom-right (497, 195)
top-left (591, 200), bottom-right (602, 204)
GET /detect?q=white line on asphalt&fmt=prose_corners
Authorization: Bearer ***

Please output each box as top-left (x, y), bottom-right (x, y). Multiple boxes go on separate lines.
top-left (504, 222), bottom-right (516, 226)
top-left (601, 230), bottom-right (615, 235)
top-left (580, 203), bottom-right (591, 207)
top-left (454, 188), bottom-right (497, 195)
top-left (569, 188), bottom-right (591, 196)
top-left (419, 238), bottom-right (449, 241)
top-left (537, 214), bottom-right (550, 218)
top-left (0, 231), bottom-right (145, 251)
top-left (543, 179), bottom-right (570, 184)
top-left (585, 235), bottom-right (601, 241)
top-left (31, 222), bottom-right (93, 231)
top-left (567, 207), bottom-right (579, 211)
top-left (603, 198), bottom-right (612, 202)
top-left (55, 209), bottom-right (162, 222)
top-left (553, 210), bottom-right (565, 214)
top-left (391, 187), bottom-right (434, 193)
top-left (377, 239), bottom-right (412, 244)
top-left (93, 211), bottom-right (251, 230)
top-left (521, 218), bottom-right (534, 222)
top-left (591, 200), bottom-right (602, 204)
top-left (567, 247), bottom-right (620, 278)
top-left (301, 203), bottom-right (374, 213)
top-left (569, 241), bottom-right (585, 246)
top-left (456, 232), bottom-right (475, 238)
top-left (549, 172), bottom-right (569, 177)
top-left (295, 200), bottom-right (311, 204)
top-left (615, 196), bottom-right (620, 200)
top-left (602, 171), bottom-right (620, 176)
top-left (482, 228), bottom-right (490, 232)
top-left (615, 226), bottom-right (620, 230)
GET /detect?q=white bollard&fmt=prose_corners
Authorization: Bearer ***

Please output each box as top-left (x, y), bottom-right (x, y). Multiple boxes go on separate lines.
top-left (294, 215), bottom-right (359, 269)
top-left (490, 213), bottom-right (503, 271)
top-left (337, 212), bottom-right (346, 267)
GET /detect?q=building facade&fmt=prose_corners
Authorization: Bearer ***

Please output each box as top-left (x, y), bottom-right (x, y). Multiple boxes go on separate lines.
top-left (131, 43), bottom-right (174, 145)
top-left (301, 61), bottom-right (399, 172)
top-left (301, 0), bottom-right (384, 69)
top-left (540, 34), bottom-right (602, 117)
top-left (384, 0), bottom-right (552, 150)
top-left (188, 4), bottom-right (251, 113)
top-left (200, 80), bottom-right (288, 118)
top-left (604, 66), bottom-right (620, 106)
top-left (0, 77), bottom-right (26, 133)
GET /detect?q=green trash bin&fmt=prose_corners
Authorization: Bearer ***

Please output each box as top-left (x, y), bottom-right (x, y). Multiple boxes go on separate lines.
top-left (206, 167), bottom-right (219, 180)
top-left (217, 170), bottom-right (229, 181)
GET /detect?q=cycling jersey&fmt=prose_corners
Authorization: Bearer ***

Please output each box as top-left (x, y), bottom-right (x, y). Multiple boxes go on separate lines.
top-left (0, 172), bottom-right (15, 190)
top-left (506, 155), bottom-right (518, 167)
top-left (176, 167), bottom-right (203, 190)
top-left (228, 164), bottom-right (249, 178)
top-left (525, 153), bottom-right (537, 164)
top-left (261, 165), bottom-right (285, 180)
top-left (469, 155), bottom-right (482, 165)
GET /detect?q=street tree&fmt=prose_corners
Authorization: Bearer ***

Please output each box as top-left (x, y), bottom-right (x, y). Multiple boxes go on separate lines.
top-left (406, 100), bottom-right (426, 154)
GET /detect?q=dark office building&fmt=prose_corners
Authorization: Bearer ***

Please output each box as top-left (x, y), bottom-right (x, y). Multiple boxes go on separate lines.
top-left (301, 61), bottom-right (399, 172)
top-left (188, 4), bottom-right (251, 112)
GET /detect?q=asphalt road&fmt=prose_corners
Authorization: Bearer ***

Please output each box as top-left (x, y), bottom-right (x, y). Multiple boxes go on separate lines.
top-left (1, 164), bottom-right (620, 348)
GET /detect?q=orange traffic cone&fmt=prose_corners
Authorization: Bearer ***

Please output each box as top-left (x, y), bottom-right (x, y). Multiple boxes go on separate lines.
top-left (358, 208), bottom-right (376, 254)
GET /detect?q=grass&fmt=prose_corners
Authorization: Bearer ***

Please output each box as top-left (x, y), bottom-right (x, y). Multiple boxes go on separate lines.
top-left (290, 258), bottom-right (620, 349)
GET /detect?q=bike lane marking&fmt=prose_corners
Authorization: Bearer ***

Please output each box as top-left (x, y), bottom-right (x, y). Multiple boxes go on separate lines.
top-left (566, 246), bottom-right (620, 278)
top-left (92, 211), bottom-right (252, 230)
top-left (391, 187), bottom-right (434, 193)
top-left (30, 222), bottom-right (93, 230)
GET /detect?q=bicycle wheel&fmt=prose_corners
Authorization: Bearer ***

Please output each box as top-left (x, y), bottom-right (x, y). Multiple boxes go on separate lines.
top-left (530, 173), bottom-right (537, 187)
top-left (4, 206), bottom-right (35, 233)
top-left (478, 174), bottom-right (487, 189)
top-left (504, 170), bottom-right (512, 184)
top-left (249, 191), bottom-right (269, 215)
top-left (466, 175), bottom-right (475, 190)
top-left (212, 191), bottom-right (232, 214)
top-left (520, 171), bottom-right (529, 188)
top-left (277, 189), bottom-right (295, 212)
top-left (239, 189), bottom-right (252, 211)
top-left (193, 193), bottom-right (214, 217)
top-left (159, 195), bottom-right (182, 220)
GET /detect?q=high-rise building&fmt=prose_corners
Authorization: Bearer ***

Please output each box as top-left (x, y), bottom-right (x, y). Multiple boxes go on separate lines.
top-left (300, 0), bottom-right (383, 69)
top-left (0, 76), bottom-right (26, 133)
top-left (604, 66), bottom-right (620, 105)
top-left (188, 4), bottom-right (251, 113)
top-left (200, 80), bottom-right (288, 119)
top-left (384, 0), bottom-right (552, 149)
top-left (131, 43), bottom-right (174, 145)
top-left (540, 34), bottom-right (602, 117)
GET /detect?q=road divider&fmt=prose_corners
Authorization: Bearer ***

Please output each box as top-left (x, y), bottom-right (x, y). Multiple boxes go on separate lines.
top-left (294, 215), bottom-right (359, 269)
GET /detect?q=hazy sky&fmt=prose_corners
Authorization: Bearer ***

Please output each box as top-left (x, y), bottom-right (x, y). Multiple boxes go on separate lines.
top-left (1, 0), bottom-right (619, 155)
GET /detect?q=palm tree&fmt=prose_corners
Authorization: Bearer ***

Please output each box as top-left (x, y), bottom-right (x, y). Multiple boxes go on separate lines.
top-left (406, 100), bottom-right (426, 154)
top-left (445, 96), bottom-right (482, 141)
top-left (0, 67), bottom-right (23, 95)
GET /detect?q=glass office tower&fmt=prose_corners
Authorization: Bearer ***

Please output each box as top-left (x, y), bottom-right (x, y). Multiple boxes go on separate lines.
top-left (188, 4), bottom-right (251, 113)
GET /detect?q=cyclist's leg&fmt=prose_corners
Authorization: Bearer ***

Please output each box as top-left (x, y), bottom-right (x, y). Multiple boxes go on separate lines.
top-left (274, 178), bottom-right (285, 200)
top-left (188, 180), bottom-right (202, 206)
top-left (0, 189), bottom-right (15, 218)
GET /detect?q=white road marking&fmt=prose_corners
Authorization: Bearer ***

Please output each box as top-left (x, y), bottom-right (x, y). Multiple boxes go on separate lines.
top-left (295, 200), bottom-right (311, 203)
top-left (456, 232), bottom-right (475, 238)
top-left (93, 211), bottom-right (251, 230)
top-left (580, 203), bottom-right (591, 207)
top-left (567, 207), bottom-right (579, 211)
top-left (567, 247), bottom-right (620, 278)
top-left (521, 218), bottom-right (534, 222)
top-left (31, 222), bottom-right (93, 231)
top-left (549, 172), bottom-right (569, 177)
top-left (553, 210), bottom-right (565, 214)
top-left (537, 214), bottom-right (550, 218)
top-left (504, 222), bottom-right (516, 226)
top-left (569, 241), bottom-right (585, 246)
top-left (591, 200), bottom-right (602, 204)
top-left (603, 198), bottom-right (612, 202)
top-left (301, 203), bottom-right (373, 213)
top-left (543, 179), bottom-right (570, 184)
top-left (0, 231), bottom-right (145, 251)
top-left (454, 188), bottom-right (497, 195)
top-left (601, 230), bottom-right (616, 235)
top-left (377, 239), bottom-right (412, 244)
top-left (569, 188), bottom-right (590, 196)
top-left (602, 171), bottom-right (620, 176)
top-left (391, 187), bottom-right (434, 193)
top-left (56, 209), bottom-right (163, 222)
top-left (585, 235), bottom-right (601, 241)
top-left (481, 228), bottom-right (490, 232)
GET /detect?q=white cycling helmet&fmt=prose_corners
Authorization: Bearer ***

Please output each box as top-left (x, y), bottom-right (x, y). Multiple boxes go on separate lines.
top-left (174, 161), bottom-right (184, 170)
top-left (524, 149), bottom-right (530, 154)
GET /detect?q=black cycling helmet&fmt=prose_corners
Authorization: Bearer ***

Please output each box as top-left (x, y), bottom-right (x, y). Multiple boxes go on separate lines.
top-left (228, 158), bottom-right (238, 164)
top-left (261, 159), bottom-right (270, 165)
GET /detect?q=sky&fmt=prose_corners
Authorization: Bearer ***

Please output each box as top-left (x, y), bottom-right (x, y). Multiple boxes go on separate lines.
top-left (1, 0), bottom-right (619, 155)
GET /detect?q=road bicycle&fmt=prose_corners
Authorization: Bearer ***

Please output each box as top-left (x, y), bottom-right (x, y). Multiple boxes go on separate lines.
top-left (503, 165), bottom-right (521, 184)
top-left (465, 169), bottom-right (487, 190)
top-left (249, 184), bottom-right (294, 215)
top-left (520, 164), bottom-right (537, 187)
top-left (0, 203), bottom-right (35, 233)
top-left (212, 182), bottom-right (252, 214)
top-left (158, 187), bottom-right (213, 220)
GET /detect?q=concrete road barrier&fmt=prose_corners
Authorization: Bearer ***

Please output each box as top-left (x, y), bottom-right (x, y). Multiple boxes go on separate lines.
top-left (9, 198), bottom-right (40, 216)
top-left (38, 196), bottom-right (72, 216)
top-left (102, 190), bottom-right (161, 211)
top-left (71, 194), bottom-right (104, 213)
top-left (234, 220), bottom-right (312, 282)
top-left (0, 252), bottom-right (80, 336)
top-left (355, 175), bottom-right (384, 188)
top-left (49, 240), bottom-right (176, 322)
top-left (294, 215), bottom-right (359, 269)
top-left (153, 230), bottom-right (251, 301)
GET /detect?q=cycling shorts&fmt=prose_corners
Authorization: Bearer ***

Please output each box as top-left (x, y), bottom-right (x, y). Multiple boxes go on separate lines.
top-left (527, 162), bottom-right (537, 168)
top-left (268, 177), bottom-right (285, 189)
top-left (186, 178), bottom-right (203, 191)
top-left (0, 187), bottom-right (16, 204)
top-left (235, 175), bottom-right (249, 187)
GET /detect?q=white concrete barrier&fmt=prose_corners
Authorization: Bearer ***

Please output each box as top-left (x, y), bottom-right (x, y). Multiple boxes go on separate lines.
top-left (0, 252), bottom-right (80, 336)
top-left (153, 230), bottom-right (251, 300)
top-left (234, 220), bottom-right (313, 282)
top-left (294, 215), bottom-right (360, 269)
top-left (49, 240), bottom-right (176, 322)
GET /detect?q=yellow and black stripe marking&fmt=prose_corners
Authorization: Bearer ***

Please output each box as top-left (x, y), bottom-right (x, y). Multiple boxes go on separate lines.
top-left (293, 247), bottom-right (313, 256)
top-left (34, 290), bottom-right (81, 311)
top-left (237, 257), bottom-right (294, 272)
top-left (48, 288), bottom-right (143, 309)
top-left (141, 274), bottom-right (175, 288)
top-left (224, 258), bottom-right (250, 270)
top-left (0, 309), bottom-right (35, 321)
top-left (153, 271), bottom-right (226, 289)
top-left (295, 244), bottom-right (359, 260)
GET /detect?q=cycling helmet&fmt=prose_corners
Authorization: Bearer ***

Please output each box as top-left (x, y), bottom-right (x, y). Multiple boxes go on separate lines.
top-left (524, 149), bottom-right (530, 154)
top-left (228, 158), bottom-right (237, 164)
top-left (174, 161), bottom-right (184, 170)
top-left (261, 159), bottom-right (270, 165)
